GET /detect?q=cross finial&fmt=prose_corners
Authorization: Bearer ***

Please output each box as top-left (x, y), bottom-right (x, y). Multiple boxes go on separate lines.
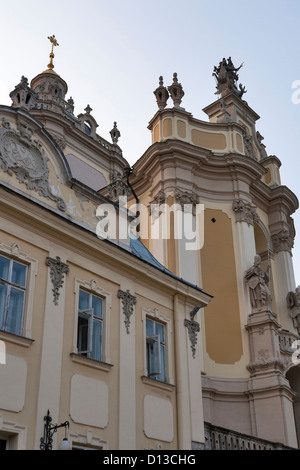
top-left (47, 35), bottom-right (59, 71)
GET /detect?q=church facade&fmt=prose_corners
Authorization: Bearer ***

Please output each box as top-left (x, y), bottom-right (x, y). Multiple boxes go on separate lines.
top-left (0, 40), bottom-right (299, 450)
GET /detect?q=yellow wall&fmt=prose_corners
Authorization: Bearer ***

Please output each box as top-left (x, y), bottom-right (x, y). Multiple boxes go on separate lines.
top-left (200, 209), bottom-right (243, 364)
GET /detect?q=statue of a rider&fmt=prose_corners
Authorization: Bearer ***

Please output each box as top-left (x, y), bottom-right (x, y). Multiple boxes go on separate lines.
top-left (213, 57), bottom-right (246, 98)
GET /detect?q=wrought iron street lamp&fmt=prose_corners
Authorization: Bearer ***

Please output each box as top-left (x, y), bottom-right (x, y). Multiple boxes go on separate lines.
top-left (40, 409), bottom-right (70, 450)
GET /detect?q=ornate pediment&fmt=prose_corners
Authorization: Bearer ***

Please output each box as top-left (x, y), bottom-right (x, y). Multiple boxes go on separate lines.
top-left (0, 117), bottom-right (66, 211)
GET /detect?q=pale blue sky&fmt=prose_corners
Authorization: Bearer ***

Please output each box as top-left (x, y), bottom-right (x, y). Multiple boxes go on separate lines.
top-left (1, 0), bottom-right (300, 285)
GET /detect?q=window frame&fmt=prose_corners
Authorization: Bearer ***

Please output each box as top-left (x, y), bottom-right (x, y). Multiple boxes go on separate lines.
top-left (0, 243), bottom-right (37, 339)
top-left (77, 289), bottom-right (103, 361)
top-left (73, 279), bottom-right (111, 364)
top-left (142, 307), bottom-right (173, 384)
top-left (0, 254), bottom-right (27, 335)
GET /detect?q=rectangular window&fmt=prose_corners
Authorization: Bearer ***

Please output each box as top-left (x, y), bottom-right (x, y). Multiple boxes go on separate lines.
top-left (77, 289), bottom-right (103, 361)
top-left (0, 255), bottom-right (27, 335)
top-left (146, 317), bottom-right (166, 382)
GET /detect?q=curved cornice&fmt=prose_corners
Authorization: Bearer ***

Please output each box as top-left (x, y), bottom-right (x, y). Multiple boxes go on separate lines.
top-left (29, 107), bottom-right (128, 169)
top-left (131, 139), bottom-right (299, 217)
top-left (132, 139), bottom-right (266, 195)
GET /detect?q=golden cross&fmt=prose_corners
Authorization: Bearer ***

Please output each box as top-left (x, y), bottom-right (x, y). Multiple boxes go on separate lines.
top-left (47, 35), bottom-right (59, 70)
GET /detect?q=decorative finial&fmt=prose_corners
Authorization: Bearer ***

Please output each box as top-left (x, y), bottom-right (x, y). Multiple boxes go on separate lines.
top-left (168, 73), bottom-right (184, 108)
top-left (47, 35), bottom-right (59, 71)
top-left (110, 122), bottom-right (121, 144)
top-left (153, 76), bottom-right (169, 110)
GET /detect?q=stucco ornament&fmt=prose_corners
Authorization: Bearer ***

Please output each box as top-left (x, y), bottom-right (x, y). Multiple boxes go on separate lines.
top-left (46, 256), bottom-right (70, 305)
top-left (0, 119), bottom-right (66, 211)
top-left (184, 306), bottom-right (201, 358)
top-left (118, 289), bottom-right (137, 334)
top-left (244, 255), bottom-right (272, 311)
top-left (232, 199), bottom-right (259, 226)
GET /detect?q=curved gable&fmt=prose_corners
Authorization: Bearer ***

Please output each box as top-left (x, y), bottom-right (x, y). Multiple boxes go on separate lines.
top-left (0, 106), bottom-right (111, 236)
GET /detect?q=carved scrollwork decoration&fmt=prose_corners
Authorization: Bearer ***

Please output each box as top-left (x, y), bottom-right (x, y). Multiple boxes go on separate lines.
top-left (184, 319), bottom-right (200, 358)
top-left (232, 199), bottom-right (260, 226)
top-left (175, 188), bottom-right (198, 215)
top-left (184, 306), bottom-right (201, 358)
top-left (0, 119), bottom-right (66, 211)
top-left (117, 289), bottom-right (137, 334)
top-left (46, 256), bottom-right (70, 305)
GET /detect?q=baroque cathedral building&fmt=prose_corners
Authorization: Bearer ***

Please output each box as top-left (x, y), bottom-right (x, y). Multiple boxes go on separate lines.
top-left (0, 37), bottom-right (299, 450)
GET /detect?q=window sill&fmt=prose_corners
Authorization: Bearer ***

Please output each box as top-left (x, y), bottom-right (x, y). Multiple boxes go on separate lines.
top-left (141, 375), bottom-right (176, 392)
top-left (0, 330), bottom-right (34, 348)
top-left (70, 353), bottom-right (114, 372)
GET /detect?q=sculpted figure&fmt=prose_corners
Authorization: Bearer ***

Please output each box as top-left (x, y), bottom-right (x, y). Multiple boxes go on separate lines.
top-left (244, 255), bottom-right (272, 310)
top-left (286, 286), bottom-right (300, 334)
top-left (213, 57), bottom-right (246, 98)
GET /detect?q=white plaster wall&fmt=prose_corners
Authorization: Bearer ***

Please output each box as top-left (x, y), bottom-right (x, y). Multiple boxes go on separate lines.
top-left (0, 354), bottom-right (27, 412)
top-left (144, 395), bottom-right (173, 442)
top-left (70, 374), bottom-right (108, 428)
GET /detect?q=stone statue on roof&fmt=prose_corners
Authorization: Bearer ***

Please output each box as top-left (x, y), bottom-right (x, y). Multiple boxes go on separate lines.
top-left (213, 57), bottom-right (247, 98)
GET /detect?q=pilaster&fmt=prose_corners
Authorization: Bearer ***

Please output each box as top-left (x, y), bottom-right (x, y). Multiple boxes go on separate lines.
top-left (35, 252), bottom-right (69, 450)
top-left (117, 283), bottom-right (136, 449)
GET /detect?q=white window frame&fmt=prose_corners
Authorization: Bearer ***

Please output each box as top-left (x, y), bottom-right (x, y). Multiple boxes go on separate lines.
top-left (69, 430), bottom-right (107, 450)
top-left (73, 279), bottom-right (111, 364)
top-left (0, 416), bottom-right (27, 450)
top-left (142, 307), bottom-right (173, 384)
top-left (0, 242), bottom-right (37, 339)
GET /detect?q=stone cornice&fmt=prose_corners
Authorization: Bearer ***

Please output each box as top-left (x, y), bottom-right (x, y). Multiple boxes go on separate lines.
top-left (250, 180), bottom-right (299, 219)
top-left (0, 185), bottom-right (212, 305)
top-left (132, 139), bottom-right (266, 197)
top-left (202, 92), bottom-right (261, 123)
top-left (147, 105), bottom-right (249, 134)
top-left (29, 107), bottom-right (128, 168)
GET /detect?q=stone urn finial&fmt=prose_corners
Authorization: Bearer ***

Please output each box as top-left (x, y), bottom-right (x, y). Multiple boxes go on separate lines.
top-left (153, 76), bottom-right (169, 110)
top-left (168, 73), bottom-right (184, 108)
top-left (110, 122), bottom-right (121, 144)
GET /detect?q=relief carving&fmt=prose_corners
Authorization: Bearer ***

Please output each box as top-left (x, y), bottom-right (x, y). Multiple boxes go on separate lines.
top-left (184, 306), bottom-right (201, 358)
top-left (149, 190), bottom-right (166, 221)
top-left (247, 348), bottom-right (285, 375)
top-left (46, 256), bottom-right (70, 305)
top-left (232, 199), bottom-right (259, 226)
top-left (0, 118), bottom-right (66, 211)
top-left (271, 227), bottom-right (294, 255)
top-left (174, 188), bottom-right (198, 214)
top-left (118, 289), bottom-right (137, 334)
